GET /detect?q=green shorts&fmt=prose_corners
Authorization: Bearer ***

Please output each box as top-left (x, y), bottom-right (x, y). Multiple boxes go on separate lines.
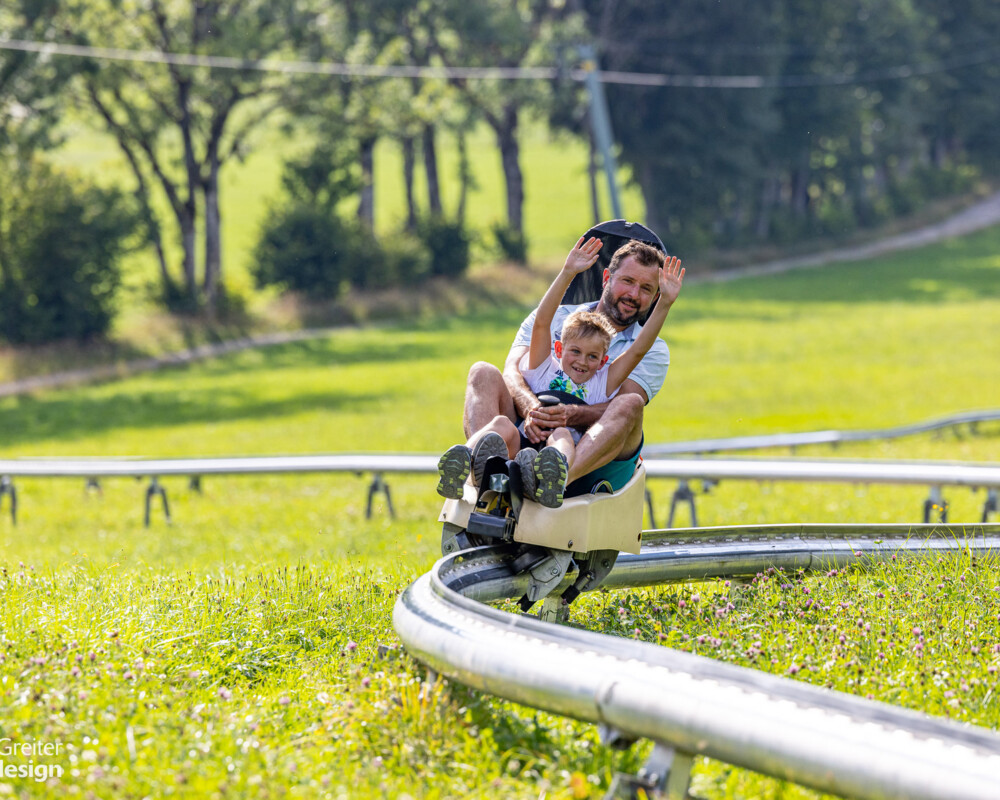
top-left (564, 436), bottom-right (643, 497)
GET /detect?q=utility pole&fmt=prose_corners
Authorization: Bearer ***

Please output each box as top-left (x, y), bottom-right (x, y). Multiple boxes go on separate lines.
top-left (578, 44), bottom-right (623, 219)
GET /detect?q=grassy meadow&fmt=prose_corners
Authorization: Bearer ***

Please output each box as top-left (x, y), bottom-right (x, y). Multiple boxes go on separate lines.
top-left (1, 225), bottom-right (999, 798)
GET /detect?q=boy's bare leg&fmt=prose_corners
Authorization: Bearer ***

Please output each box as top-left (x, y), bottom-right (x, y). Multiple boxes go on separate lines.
top-left (463, 361), bottom-right (517, 440)
top-left (566, 394), bottom-right (644, 485)
top-left (532, 427), bottom-right (573, 508)
top-left (544, 427), bottom-right (576, 472)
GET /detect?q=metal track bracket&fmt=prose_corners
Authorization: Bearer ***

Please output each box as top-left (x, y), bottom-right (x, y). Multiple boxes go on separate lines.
top-left (0, 476), bottom-right (16, 525)
top-left (606, 742), bottom-right (695, 800)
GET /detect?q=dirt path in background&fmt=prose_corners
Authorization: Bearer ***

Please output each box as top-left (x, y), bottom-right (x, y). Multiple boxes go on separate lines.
top-left (701, 189), bottom-right (1000, 283)
top-left (4, 190), bottom-right (1000, 398)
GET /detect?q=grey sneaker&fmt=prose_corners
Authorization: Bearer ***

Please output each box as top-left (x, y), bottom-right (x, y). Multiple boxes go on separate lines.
top-left (436, 444), bottom-right (472, 499)
top-left (471, 432), bottom-right (508, 488)
top-left (532, 446), bottom-right (569, 508)
top-left (514, 447), bottom-right (539, 499)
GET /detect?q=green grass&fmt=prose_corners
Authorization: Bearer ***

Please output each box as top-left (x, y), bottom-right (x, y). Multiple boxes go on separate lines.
top-left (1, 226), bottom-right (999, 798)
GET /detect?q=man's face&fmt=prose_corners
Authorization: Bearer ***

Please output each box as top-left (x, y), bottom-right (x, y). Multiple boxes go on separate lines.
top-left (599, 256), bottom-right (660, 328)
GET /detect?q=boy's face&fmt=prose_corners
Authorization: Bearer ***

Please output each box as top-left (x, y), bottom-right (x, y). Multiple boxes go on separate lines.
top-left (555, 335), bottom-right (609, 384)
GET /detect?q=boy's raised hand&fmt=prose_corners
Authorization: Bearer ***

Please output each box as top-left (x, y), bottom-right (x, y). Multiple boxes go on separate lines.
top-left (562, 236), bottom-right (603, 275)
top-left (659, 256), bottom-right (685, 305)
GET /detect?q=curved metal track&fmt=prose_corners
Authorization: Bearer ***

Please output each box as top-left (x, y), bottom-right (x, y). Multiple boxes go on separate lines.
top-left (644, 408), bottom-right (1000, 456)
top-left (393, 523), bottom-right (1000, 800)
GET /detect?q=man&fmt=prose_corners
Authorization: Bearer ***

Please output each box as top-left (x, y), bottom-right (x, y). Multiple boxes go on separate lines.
top-left (462, 239), bottom-right (673, 496)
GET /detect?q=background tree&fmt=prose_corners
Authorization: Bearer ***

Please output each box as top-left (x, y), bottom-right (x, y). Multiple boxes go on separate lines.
top-left (584, 0), bottom-right (781, 248)
top-left (0, 0), bottom-right (72, 159)
top-left (912, 0), bottom-right (1000, 173)
top-left (0, 0), bottom-right (77, 259)
top-left (65, 0), bottom-right (324, 314)
top-left (426, 0), bottom-right (573, 250)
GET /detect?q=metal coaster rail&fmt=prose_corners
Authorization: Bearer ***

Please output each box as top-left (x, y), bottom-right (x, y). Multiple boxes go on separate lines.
top-left (643, 408), bottom-right (1000, 456)
top-left (1, 407), bottom-right (1000, 525)
top-left (393, 522), bottom-right (1000, 800)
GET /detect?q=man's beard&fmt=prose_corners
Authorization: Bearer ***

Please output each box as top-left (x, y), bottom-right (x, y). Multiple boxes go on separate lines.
top-left (601, 288), bottom-right (643, 327)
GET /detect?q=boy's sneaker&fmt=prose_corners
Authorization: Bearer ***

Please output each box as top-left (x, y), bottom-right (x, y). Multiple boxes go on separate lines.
top-left (471, 432), bottom-right (508, 488)
top-left (532, 446), bottom-right (569, 508)
top-left (436, 444), bottom-right (472, 499)
top-left (514, 447), bottom-right (539, 499)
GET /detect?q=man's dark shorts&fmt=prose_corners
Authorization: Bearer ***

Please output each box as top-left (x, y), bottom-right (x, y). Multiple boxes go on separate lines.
top-left (565, 435), bottom-right (643, 498)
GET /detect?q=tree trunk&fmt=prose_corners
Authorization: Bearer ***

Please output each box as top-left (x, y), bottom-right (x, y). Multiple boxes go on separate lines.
top-left (358, 136), bottom-right (376, 230)
top-left (423, 123), bottom-right (442, 216)
top-left (117, 132), bottom-right (173, 294)
top-left (402, 136), bottom-right (417, 231)
top-left (754, 174), bottom-right (778, 240)
top-left (456, 129), bottom-right (470, 224)
top-left (494, 106), bottom-right (523, 235)
top-left (933, 136), bottom-right (948, 168)
top-left (792, 156), bottom-right (810, 217)
top-left (178, 82), bottom-right (201, 305)
top-left (180, 210), bottom-right (197, 305)
top-left (203, 156), bottom-right (222, 316)
top-left (636, 161), bottom-right (665, 238)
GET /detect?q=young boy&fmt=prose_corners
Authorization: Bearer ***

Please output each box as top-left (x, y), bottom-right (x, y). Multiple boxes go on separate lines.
top-left (437, 236), bottom-right (684, 507)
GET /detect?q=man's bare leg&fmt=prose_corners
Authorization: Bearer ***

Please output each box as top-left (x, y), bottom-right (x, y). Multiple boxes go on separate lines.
top-left (467, 415), bottom-right (520, 459)
top-left (463, 361), bottom-right (517, 440)
top-left (566, 394), bottom-right (644, 485)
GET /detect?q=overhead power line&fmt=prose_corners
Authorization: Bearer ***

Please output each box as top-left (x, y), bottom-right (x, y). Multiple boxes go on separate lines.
top-left (2, 37), bottom-right (999, 88)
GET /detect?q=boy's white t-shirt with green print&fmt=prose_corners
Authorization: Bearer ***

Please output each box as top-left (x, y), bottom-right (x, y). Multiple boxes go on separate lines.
top-left (512, 301), bottom-right (670, 403)
top-left (518, 352), bottom-right (618, 405)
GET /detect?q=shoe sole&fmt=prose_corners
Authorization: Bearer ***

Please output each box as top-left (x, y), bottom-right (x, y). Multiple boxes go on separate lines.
top-left (437, 445), bottom-right (472, 499)
top-left (533, 448), bottom-right (568, 508)
top-left (472, 432), bottom-right (508, 488)
top-left (514, 447), bottom-right (539, 499)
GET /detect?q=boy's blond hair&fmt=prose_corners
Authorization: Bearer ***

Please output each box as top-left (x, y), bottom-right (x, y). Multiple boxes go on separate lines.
top-left (560, 309), bottom-right (616, 353)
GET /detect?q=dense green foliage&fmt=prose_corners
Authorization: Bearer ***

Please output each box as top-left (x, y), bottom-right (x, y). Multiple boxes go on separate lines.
top-left (413, 215), bottom-right (472, 278)
top-left (4, 0), bottom-right (1000, 324)
top-left (590, 0), bottom-right (1000, 251)
top-left (252, 207), bottom-right (467, 296)
top-left (0, 227), bottom-right (998, 797)
top-left (491, 221), bottom-right (529, 264)
top-left (0, 163), bottom-right (139, 344)
top-left (252, 207), bottom-right (371, 297)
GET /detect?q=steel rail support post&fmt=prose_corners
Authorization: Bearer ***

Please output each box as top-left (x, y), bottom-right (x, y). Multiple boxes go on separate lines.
top-left (923, 485), bottom-right (948, 523)
top-left (538, 595), bottom-right (570, 624)
top-left (983, 489), bottom-right (998, 522)
top-left (645, 489), bottom-right (657, 529)
top-left (0, 476), bottom-right (16, 525)
top-left (667, 480), bottom-right (697, 529)
top-left (365, 472), bottom-right (394, 519)
top-left (578, 44), bottom-right (623, 219)
top-left (606, 742), bottom-right (695, 800)
top-left (144, 478), bottom-right (171, 527)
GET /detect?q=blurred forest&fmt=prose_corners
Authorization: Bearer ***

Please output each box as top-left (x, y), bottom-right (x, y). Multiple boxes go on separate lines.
top-left (2, 0), bottom-right (999, 337)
